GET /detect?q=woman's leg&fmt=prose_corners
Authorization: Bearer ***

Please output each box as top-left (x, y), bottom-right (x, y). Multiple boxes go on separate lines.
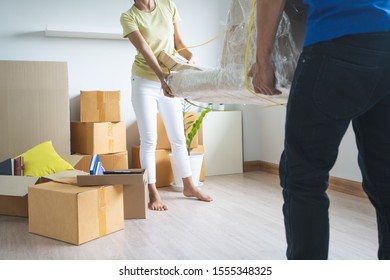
top-left (158, 97), bottom-right (212, 202)
top-left (131, 76), bottom-right (167, 210)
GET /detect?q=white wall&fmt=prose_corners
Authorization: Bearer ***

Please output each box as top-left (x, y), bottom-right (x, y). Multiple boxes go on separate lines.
top-left (231, 104), bottom-right (362, 182)
top-left (0, 0), bottom-right (361, 181)
top-left (0, 0), bottom-right (228, 163)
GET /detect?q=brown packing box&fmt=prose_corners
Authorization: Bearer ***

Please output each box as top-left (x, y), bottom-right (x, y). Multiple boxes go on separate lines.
top-left (132, 146), bottom-right (173, 187)
top-left (0, 156), bottom-right (88, 217)
top-left (73, 151), bottom-right (129, 172)
top-left (131, 145), bottom-right (205, 187)
top-left (28, 181), bottom-right (124, 245)
top-left (157, 112), bottom-right (200, 149)
top-left (80, 90), bottom-right (121, 123)
top-left (0, 176), bottom-right (39, 217)
top-left (71, 121), bottom-right (127, 155)
top-left (77, 171), bottom-right (148, 219)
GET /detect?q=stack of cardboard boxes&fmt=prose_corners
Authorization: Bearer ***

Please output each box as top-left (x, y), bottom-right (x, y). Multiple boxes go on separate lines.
top-left (132, 113), bottom-right (205, 187)
top-left (70, 90), bottom-right (128, 172)
top-left (1, 74), bottom-right (148, 246)
top-left (28, 90), bottom-right (149, 245)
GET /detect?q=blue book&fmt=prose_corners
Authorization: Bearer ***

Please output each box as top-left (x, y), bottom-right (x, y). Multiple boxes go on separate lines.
top-left (89, 154), bottom-right (99, 175)
top-left (89, 154), bottom-right (105, 175)
top-left (96, 161), bottom-right (105, 175)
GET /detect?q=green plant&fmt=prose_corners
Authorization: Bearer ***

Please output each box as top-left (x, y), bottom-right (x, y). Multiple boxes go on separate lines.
top-left (183, 99), bottom-right (212, 156)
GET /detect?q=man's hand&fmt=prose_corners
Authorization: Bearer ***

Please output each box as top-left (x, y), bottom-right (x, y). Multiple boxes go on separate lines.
top-left (248, 60), bottom-right (281, 95)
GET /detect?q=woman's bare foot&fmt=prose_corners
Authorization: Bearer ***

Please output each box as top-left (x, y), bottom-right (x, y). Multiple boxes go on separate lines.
top-left (182, 177), bottom-right (213, 202)
top-left (183, 186), bottom-right (213, 202)
top-left (148, 184), bottom-right (168, 211)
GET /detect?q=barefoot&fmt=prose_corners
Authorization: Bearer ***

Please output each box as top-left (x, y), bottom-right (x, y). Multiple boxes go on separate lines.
top-left (183, 186), bottom-right (213, 202)
top-left (148, 184), bottom-right (168, 211)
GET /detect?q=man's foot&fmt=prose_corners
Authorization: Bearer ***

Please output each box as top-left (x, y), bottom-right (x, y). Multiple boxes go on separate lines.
top-left (148, 184), bottom-right (168, 211)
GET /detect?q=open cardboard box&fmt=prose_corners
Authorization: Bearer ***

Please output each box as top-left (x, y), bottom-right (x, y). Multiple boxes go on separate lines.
top-left (0, 152), bottom-right (134, 218)
top-left (0, 175), bottom-right (40, 217)
top-left (0, 157), bottom-right (88, 217)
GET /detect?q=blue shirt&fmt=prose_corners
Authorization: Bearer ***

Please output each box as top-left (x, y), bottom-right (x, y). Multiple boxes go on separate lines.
top-left (304, 0), bottom-right (390, 46)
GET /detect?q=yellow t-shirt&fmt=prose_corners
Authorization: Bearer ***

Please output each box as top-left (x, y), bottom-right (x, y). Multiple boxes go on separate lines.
top-left (120, 0), bottom-right (181, 81)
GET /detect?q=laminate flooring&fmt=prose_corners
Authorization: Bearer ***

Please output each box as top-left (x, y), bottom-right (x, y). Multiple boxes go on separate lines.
top-left (0, 171), bottom-right (378, 260)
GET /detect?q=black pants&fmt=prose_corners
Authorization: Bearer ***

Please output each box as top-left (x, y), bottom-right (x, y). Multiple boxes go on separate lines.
top-left (279, 31), bottom-right (390, 259)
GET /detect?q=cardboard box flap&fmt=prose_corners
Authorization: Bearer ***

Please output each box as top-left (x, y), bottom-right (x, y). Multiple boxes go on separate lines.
top-left (29, 180), bottom-right (104, 195)
top-left (77, 171), bottom-right (147, 186)
top-left (52, 177), bottom-right (112, 188)
top-left (43, 169), bottom-right (88, 181)
top-left (60, 154), bottom-right (85, 168)
top-left (53, 177), bottom-right (78, 185)
top-left (0, 175), bottom-right (39, 196)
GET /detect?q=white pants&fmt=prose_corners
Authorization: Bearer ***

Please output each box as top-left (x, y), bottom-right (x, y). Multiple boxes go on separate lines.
top-left (131, 75), bottom-right (191, 184)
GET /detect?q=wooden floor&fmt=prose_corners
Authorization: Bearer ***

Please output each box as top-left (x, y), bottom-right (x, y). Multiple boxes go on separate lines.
top-left (0, 171), bottom-right (378, 260)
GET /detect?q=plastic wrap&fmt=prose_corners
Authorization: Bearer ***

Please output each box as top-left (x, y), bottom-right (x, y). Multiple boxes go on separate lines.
top-left (168, 0), bottom-right (300, 105)
top-left (167, 65), bottom-right (289, 105)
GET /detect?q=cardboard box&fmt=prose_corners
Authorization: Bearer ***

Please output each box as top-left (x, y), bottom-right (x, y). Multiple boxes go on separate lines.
top-left (71, 121), bottom-right (127, 155)
top-left (131, 145), bottom-right (205, 187)
top-left (0, 169), bottom-right (88, 217)
top-left (157, 113), bottom-right (200, 149)
top-left (73, 151), bottom-right (129, 172)
top-left (0, 152), bottom-right (89, 217)
top-left (77, 171), bottom-right (148, 219)
top-left (29, 181), bottom-right (124, 245)
top-left (80, 90), bottom-right (121, 123)
top-left (132, 146), bottom-right (173, 187)
top-left (0, 60), bottom-right (70, 161)
top-left (0, 176), bottom-right (38, 217)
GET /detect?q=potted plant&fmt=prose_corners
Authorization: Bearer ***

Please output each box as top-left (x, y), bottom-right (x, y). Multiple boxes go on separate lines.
top-left (170, 99), bottom-right (212, 191)
top-left (183, 99), bottom-right (212, 155)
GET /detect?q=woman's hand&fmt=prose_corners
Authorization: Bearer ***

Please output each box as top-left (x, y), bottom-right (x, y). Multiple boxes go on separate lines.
top-left (161, 77), bottom-right (174, 98)
top-left (187, 56), bottom-right (196, 65)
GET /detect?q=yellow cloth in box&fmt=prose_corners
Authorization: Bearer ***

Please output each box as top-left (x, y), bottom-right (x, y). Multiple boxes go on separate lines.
top-left (19, 141), bottom-right (74, 177)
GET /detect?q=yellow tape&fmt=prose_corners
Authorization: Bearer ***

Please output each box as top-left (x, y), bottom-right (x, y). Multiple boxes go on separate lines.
top-left (173, 30), bottom-right (227, 56)
top-left (97, 91), bottom-right (107, 121)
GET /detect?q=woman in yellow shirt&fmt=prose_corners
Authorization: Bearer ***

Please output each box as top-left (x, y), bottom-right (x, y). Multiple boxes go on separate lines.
top-left (121, 0), bottom-right (212, 211)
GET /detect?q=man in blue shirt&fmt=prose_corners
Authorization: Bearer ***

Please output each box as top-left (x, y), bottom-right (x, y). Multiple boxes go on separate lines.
top-left (251, 0), bottom-right (390, 259)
